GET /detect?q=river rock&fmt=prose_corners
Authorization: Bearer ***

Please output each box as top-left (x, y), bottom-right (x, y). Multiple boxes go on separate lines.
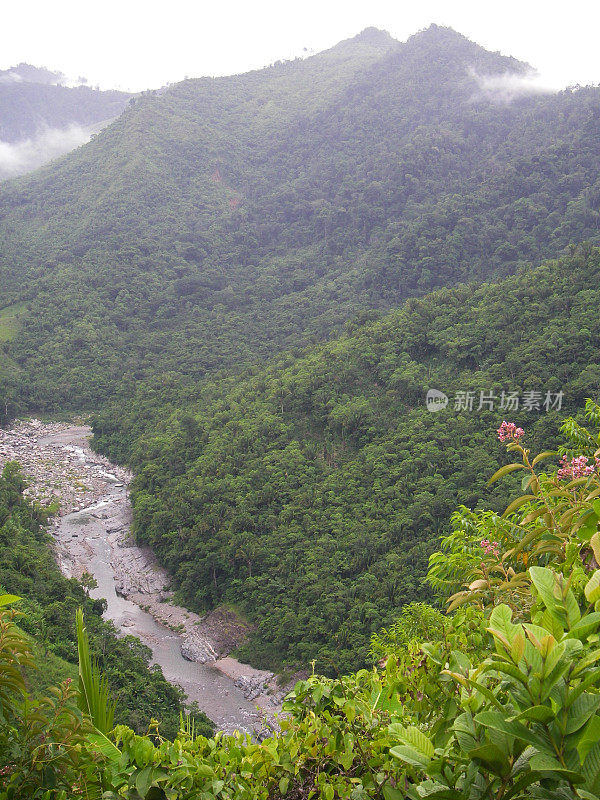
top-left (234, 674), bottom-right (274, 701)
top-left (181, 636), bottom-right (217, 664)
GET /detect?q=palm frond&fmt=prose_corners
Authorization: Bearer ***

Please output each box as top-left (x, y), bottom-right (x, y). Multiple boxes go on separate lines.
top-left (75, 607), bottom-right (116, 735)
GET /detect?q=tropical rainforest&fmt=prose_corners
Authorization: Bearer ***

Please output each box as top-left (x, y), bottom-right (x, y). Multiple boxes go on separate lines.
top-left (0, 63), bottom-right (130, 144)
top-left (2, 21), bottom-right (600, 798)
top-left (92, 245), bottom-right (600, 672)
top-left (5, 401), bottom-right (600, 798)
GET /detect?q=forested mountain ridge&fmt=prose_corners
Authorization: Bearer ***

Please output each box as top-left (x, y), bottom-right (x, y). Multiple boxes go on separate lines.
top-left (2, 25), bottom-right (600, 414)
top-left (93, 246), bottom-right (600, 672)
top-left (0, 63), bottom-right (130, 144)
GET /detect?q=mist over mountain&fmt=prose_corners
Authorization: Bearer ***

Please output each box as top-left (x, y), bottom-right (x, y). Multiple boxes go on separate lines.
top-left (1, 25), bottom-right (599, 413)
top-left (0, 63), bottom-right (130, 177)
top-left (6, 24), bottom-right (600, 795)
top-left (2, 22), bottom-right (600, 662)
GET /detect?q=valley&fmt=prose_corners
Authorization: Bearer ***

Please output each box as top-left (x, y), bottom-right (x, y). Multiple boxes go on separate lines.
top-left (0, 418), bottom-right (282, 735)
top-left (3, 16), bottom-right (600, 798)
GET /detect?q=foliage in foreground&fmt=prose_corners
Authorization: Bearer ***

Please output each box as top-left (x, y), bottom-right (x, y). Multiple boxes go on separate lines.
top-left (5, 402), bottom-right (600, 796)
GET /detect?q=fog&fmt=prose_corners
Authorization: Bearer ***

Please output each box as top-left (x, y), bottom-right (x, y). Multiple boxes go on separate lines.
top-left (0, 123), bottom-right (96, 179)
top-left (470, 68), bottom-right (558, 103)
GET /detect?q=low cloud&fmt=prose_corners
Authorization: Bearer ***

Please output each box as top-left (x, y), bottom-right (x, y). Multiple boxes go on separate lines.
top-left (0, 71), bottom-right (24, 83)
top-left (0, 123), bottom-right (97, 179)
top-left (0, 64), bottom-right (88, 87)
top-left (469, 67), bottom-right (559, 104)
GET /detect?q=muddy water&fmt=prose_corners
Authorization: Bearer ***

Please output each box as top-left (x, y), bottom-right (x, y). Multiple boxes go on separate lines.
top-left (64, 503), bottom-right (261, 734)
top-left (21, 423), bottom-right (269, 734)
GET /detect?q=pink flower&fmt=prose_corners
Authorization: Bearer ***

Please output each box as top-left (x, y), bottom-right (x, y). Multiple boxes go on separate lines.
top-left (497, 421), bottom-right (524, 443)
top-left (557, 454), bottom-right (596, 480)
top-left (480, 539), bottom-right (500, 557)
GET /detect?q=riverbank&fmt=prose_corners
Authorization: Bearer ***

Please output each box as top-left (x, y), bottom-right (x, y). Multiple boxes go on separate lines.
top-left (0, 418), bottom-right (286, 735)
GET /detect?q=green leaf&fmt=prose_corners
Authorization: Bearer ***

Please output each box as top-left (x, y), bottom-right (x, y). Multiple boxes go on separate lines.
top-left (475, 711), bottom-right (547, 750)
top-left (468, 743), bottom-right (510, 777)
top-left (532, 451), bottom-right (556, 467)
top-left (528, 753), bottom-right (584, 783)
top-left (513, 705), bottom-right (555, 724)
top-left (503, 495), bottom-right (536, 517)
top-left (390, 744), bottom-right (431, 768)
top-left (136, 766), bottom-right (152, 798)
top-left (403, 726), bottom-right (434, 757)
top-left (566, 612), bottom-right (600, 642)
top-left (566, 694), bottom-right (600, 735)
top-left (488, 463), bottom-right (527, 485)
top-left (383, 787), bottom-right (406, 800)
top-left (586, 571), bottom-right (600, 605)
top-left (0, 594), bottom-right (20, 608)
top-left (577, 715), bottom-right (600, 763)
top-left (529, 567), bottom-right (563, 618)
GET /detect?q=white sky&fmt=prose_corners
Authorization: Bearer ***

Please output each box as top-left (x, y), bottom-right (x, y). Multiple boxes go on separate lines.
top-left (1, 0), bottom-right (599, 92)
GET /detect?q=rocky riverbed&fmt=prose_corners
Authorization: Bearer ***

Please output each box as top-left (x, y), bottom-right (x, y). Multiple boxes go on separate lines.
top-left (0, 418), bottom-right (287, 735)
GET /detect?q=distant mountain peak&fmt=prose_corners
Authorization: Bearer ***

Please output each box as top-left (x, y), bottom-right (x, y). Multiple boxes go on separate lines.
top-left (406, 23), bottom-right (482, 50)
top-left (0, 63), bottom-right (70, 86)
top-left (351, 27), bottom-right (396, 46)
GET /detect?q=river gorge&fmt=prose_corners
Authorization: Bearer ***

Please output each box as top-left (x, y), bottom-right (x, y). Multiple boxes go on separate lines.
top-left (0, 418), bottom-right (284, 736)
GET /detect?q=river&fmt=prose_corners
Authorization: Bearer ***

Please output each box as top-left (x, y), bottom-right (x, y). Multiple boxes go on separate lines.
top-left (0, 419), bottom-right (281, 735)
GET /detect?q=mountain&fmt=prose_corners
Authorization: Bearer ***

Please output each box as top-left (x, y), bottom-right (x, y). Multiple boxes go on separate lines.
top-left (0, 63), bottom-right (130, 178)
top-left (2, 25), bottom-right (599, 416)
top-left (92, 245), bottom-right (600, 671)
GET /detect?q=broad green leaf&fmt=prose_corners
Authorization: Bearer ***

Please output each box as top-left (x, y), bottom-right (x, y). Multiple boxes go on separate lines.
top-left (488, 463), bottom-right (527, 485)
top-left (577, 716), bottom-right (600, 764)
top-left (528, 753), bottom-right (584, 783)
top-left (401, 726), bottom-right (435, 758)
top-left (566, 612), bottom-right (600, 642)
top-left (468, 743), bottom-right (510, 777)
top-left (0, 594), bottom-right (20, 607)
top-left (475, 711), bottom-right (547, 750)
top-left (390, 744), bottom-right (431, 768)
top-left (586, 571), bottom-right (600, 605)
top-left (566, 694), bottom-right (600, 735)
top-left (513, 705), bottom-right (555, 724)
top-left (135, 766), bottom-right (152, 798)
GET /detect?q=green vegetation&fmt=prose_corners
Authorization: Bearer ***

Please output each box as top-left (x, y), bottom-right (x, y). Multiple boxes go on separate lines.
top-left (91, 246), bottom-right (600, 672)
top-left (1, 27), bottom-right (600, 415)
top-left (0, 63), bottom-right (130, 144)
top-left (4, 25), bottom-right (600, 796)
top-left (0, 461), bottom-right (213, 740)
top-left (0, 303), bottom-right (25, 343)
top-left (5, 404), bottom-right (600, 797)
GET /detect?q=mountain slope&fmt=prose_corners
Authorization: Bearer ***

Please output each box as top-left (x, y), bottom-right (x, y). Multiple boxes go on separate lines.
top-left (92, 245), bottom-right (600, 671)
top-left (2, 26), bottom-right (600, 415)
top-left (0, 63), bottom-right (130, 143)
top-left (0, 64), bottom-right (131, 179)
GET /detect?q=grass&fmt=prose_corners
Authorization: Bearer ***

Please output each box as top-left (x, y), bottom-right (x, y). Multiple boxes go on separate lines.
top-left (0, 302), bottom-right (26, 343)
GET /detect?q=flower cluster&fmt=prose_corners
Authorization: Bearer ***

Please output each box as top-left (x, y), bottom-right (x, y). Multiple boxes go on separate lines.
top-left (480, 539), bottom-right (500, 557)
top-left (557, 454), bottom-right (598, 481)
top-left (497, 420), bottom-right (524, 442)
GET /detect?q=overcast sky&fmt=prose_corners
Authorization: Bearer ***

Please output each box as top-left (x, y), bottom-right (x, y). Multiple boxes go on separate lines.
top-left (1, 0), bottom-right (599, 92)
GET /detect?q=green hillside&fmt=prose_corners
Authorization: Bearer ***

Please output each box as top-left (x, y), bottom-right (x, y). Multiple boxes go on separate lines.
top-left (0, 63), bottom-right (130, 143)
top-left (2, 26), bottom-right (600, 415)
top-left (92, 245), bottom-right (600, 672)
